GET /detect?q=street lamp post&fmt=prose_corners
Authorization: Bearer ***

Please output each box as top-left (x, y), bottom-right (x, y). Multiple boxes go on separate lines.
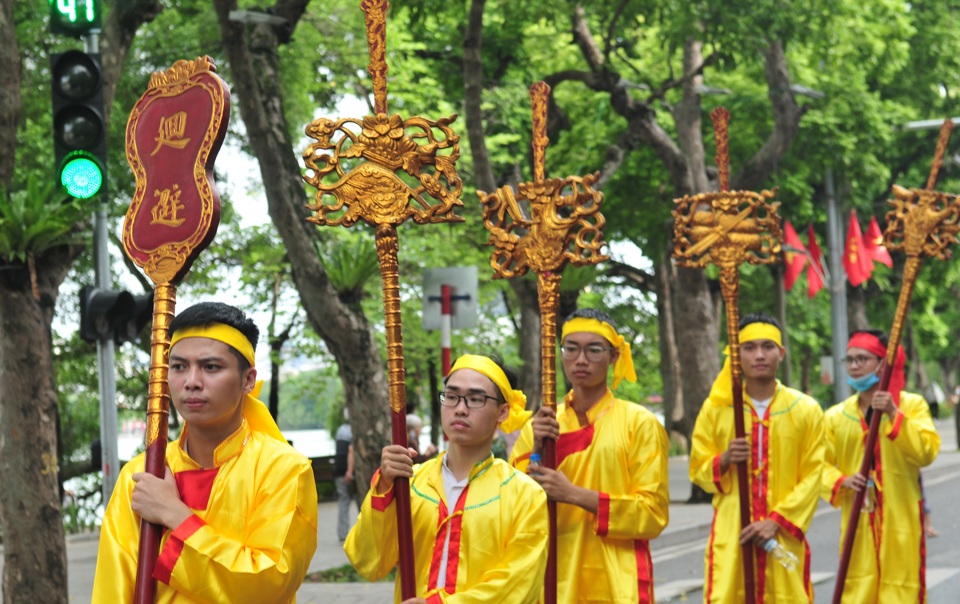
top-left (825, 167), bottom-right (850, 403)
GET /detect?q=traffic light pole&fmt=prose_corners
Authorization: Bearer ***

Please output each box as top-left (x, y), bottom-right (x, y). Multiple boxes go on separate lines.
top-left (825, 168), bottom-right (851, 403)
top-left (95, 205), bottom-right (120, 503)
top-left (86, 31), bottom-right (120, 504)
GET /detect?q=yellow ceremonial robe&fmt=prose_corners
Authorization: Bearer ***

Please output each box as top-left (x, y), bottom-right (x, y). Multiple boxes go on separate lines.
top-left (689, 382), bottom-right (824, 604)
top-left (92, 420), bottom-right (319, 603)
top-left (345, 452), bottom-right (549, 603)
top-left (510, 390), bottom-right (670, 604)
top-left (821, 391), bottom-right (940, 603)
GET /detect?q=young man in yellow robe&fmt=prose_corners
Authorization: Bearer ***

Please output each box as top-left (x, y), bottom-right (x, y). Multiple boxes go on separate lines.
top-left (92, 302), bottom-right (319, 603)
top-left (690, 313), bottom-right (824, 603)
top-left (345, 354), bottom-right (549, 603)
top-left (821, 329), bottom-right (940, 603)
top-left (510, 309), bottom-right (670, 604)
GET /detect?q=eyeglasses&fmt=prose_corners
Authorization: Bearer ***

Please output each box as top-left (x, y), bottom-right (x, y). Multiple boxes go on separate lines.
top-left (560, 343), bottom-right (614, 362)
top-left (439, 391), bottom-right (499, 409)
top-left (842, 355), bottom-right (880, 367)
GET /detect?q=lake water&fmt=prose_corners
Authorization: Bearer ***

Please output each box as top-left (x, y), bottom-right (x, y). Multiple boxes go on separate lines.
top-left (117, 427), bottom-right (339, 461)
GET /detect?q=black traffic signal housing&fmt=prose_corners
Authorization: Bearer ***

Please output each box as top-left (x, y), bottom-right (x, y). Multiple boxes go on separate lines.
top-left (80, 286), bottom-right (153, 345)
top-left (51, 50), bottom-right (106, 199)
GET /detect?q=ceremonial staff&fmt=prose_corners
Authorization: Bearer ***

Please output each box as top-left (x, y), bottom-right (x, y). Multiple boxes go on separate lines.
top-left (301, 0), bottom-right (463, 598)
top-left (478, 81), bottom-right (607, 604)
top-left (672, 108), bottom-right (782, 604)
top-left (832, 119), bottom-right (960, 603)
top-left (122, 57), bottom-right (231, 604)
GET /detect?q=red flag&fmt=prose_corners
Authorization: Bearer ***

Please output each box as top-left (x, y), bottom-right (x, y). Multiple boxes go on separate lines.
top-left (806, 224), bottom-right (825, 298)
top-left (863, 215), bottom-right (893, 268)
top-left (782, 220), bottom-right (808, 291)
top-left (843, 210), bottom-right (873, 286)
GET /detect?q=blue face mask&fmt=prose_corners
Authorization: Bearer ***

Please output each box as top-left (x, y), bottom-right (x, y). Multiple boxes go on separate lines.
top-left (847, 372), bottom-right (880, 392)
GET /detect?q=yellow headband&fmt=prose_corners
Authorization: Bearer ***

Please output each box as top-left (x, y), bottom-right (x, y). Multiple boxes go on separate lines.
top-left (561, 317), bottom-right (637, 389)
top-left (170, 323), bottom-right (285, 443)
top-left (739, 322), bottom-right (782, 347)
top-left (170, 323), bottom-right (256, 368)
top-left (708, 321), bottom-right (783, 407)
top-left (448, 354), bottom-right (531, 434)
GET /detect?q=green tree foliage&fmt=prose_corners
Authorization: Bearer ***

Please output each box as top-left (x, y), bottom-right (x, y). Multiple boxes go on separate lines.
top-left (0, 176), bottom-right (86, 264)
top-left (16, 0), bottom-right (960, 498)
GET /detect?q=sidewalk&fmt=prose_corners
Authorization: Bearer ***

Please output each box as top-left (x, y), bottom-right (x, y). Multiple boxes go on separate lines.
top-left (3, 418), bottom-right (957, 603)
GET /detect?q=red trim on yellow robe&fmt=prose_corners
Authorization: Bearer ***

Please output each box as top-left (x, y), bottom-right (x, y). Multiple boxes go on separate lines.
top-left (511, 390), bottom-right (669, 604)
top-left (92, 421), bottom-right (319, 603)
top-left (691, 383), bottom-right (823, 604)
top-left (346, 454), bottom-right (549, 603)
top-left (821, 392), bottom-right (939, 603)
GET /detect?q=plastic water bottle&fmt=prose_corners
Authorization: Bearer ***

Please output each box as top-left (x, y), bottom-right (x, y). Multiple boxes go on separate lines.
top-left (862, 478), bottom-right (876, 513)
top-left (529, 453), bottom-right (541, 468)
top-left (762, 538), bottom-right (799, 571)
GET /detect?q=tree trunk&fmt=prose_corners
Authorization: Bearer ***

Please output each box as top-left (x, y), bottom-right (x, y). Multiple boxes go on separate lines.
top-left (0, 0), bottom-right (19, 188)
top-left (509, 278), bottom-right (543, 406)
top-left (0, 246), bottom-right (79, 603)
top-left (212, 0), bottom-right (391, 494)
top-left (464, 0), bottom-right (554, 400)
top-left (906, 319), bottom-right (928, 392)
top-left (0, 289), bottom-right (66, 602)
top-left (800, 346), bottom-right (812, 394)
top-left (655, 255), bottom-right (682, 434)
top-left (847, 284), bottom-right (869, 331)
top-left (773, 264), bottom-right (792, 386)
top-left (99, 0), bottom-right (163, 126)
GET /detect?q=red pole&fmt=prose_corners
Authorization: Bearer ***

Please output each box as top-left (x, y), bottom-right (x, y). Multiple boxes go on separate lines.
top-left (440, 284), bottom-right (452, 376)
top-left (730, 377), bottom-right (757, 602)
top-left (725, 322), bottom-right (757, 604)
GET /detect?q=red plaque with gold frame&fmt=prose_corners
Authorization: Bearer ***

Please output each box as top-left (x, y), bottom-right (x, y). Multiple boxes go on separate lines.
top-left (123, 56), bottom-right (229, 284)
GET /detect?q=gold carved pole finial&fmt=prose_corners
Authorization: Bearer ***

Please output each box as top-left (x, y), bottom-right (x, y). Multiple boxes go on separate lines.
top-left (360, 0), bottom-right (389, 114)
top-left (478, 80), bottom-right (608, 604)
top-left (832, 119), bottom-right (960, 603)
top-left (530, 81), bottom-right (549, 182)
top-left (926, 118), bottom-right (954, 190)
top-left (672, 108), bottom-right (782, 604)
top-left (301, 3), bottom-right (462, 599)
top-left (711, 107), bottom-right (731, 192)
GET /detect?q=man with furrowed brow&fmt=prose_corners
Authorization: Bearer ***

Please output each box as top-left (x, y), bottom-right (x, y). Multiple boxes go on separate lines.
top-left (93, 302), bottom-right (318, 603)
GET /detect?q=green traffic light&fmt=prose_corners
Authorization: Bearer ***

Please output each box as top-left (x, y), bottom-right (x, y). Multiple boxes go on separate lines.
top-left (60, 154), bottom-right (103, 198)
